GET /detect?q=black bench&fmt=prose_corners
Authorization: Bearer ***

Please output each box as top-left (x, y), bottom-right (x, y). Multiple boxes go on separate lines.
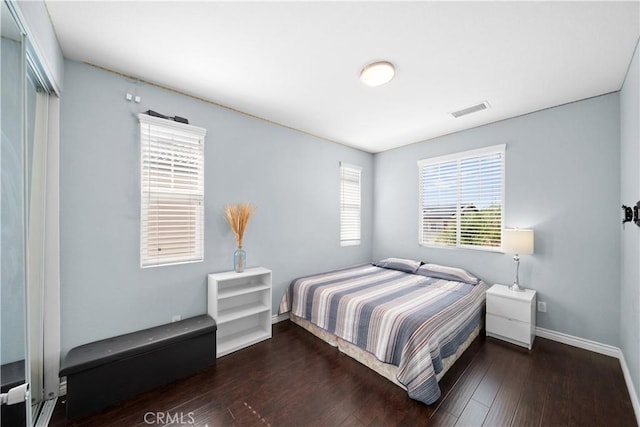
top-left (59, 315), bottom-right (216, 419)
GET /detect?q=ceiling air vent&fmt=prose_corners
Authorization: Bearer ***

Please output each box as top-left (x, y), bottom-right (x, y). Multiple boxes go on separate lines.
top-left (451, 101), bottom-right (490, 118)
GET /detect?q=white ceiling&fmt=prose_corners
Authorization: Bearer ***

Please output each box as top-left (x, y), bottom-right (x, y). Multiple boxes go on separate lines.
top-left (46, 1), bottom-right (639, 153)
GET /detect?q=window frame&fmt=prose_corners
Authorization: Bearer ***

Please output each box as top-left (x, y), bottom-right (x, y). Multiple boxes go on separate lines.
top-left (340, 162), bottom-right (362, 247)
top-left (417, 144), bottom-right (505, 251)
top-left (139, 113), bottom-right (206, 268)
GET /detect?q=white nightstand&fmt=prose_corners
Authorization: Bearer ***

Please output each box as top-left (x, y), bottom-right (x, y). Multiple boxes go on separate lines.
top-left (485, 284), bottom-right (536, 349)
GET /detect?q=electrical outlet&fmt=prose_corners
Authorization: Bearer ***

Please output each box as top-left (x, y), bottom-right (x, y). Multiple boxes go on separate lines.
top-left (537, 301), bottom-right (547, 313)
top-left (171, 314), bottom-right (181, 322)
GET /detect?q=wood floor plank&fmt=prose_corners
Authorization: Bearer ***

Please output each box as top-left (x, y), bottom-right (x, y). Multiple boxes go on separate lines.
top-left (470, 364), bottom-right (500, 408)
top-left (338, 414), bottom-right (365, 427)
top-left (587, 350), bottom-right (637, 426)
top-left (481, 341), bottom-right (532, 427)
top-left (437, 346), bottom-right (492, 417)
top-left (436, 337), bottom-right (484, 401)
top-left (539, 361), bottom-right (571, 426)
top-left (511, 378), bottom-right (546, 427)
top-left (48, 322), bottom-right (636, 427)
top-left (429, 409), bottom-right (458, 427)
top-left (454, 399), bottom-right (489, 427)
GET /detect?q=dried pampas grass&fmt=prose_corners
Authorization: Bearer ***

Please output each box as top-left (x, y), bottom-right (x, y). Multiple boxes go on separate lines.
top-left (224, 203), bottom-right (255, 247)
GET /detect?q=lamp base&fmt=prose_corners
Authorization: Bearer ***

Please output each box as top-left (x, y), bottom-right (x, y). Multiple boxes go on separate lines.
top-left (510, 283), bottom-right (525, 292)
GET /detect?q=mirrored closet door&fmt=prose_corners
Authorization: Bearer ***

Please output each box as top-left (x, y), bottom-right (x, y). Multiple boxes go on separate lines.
top-left (1, 1), bottom-right (32, 425)
top-left (2, 1), bottom-right (53, 424)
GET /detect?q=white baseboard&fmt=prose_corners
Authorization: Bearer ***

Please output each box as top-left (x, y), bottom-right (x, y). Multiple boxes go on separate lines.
top-left (619, 350), bottom-right (640, 423)
top-left (272, 312), bottom-right (290, 324)
top-left (536, 326), bottom-right (639, 423)
top-left (535, 327), bottom-right (619, 357)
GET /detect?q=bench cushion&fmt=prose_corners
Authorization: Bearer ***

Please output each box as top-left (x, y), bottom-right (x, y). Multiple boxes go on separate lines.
top-left (59, 315), bottom-right (216, 377)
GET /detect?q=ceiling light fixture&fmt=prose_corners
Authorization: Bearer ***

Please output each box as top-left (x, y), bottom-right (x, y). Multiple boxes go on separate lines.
top-left (360, 61), bottom-right (395, 87)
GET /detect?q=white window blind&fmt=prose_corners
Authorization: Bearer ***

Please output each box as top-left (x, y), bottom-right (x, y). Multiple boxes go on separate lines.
top-left (418, 144), bottom-right (505, 250)
top-left (139, 114), bottom-right (206, 267)
top-left (340, 163), bottom-right (362, 246)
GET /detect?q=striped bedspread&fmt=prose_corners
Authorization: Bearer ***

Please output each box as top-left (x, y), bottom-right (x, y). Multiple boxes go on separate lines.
top-left (279, 264), bottom-right (488, 404)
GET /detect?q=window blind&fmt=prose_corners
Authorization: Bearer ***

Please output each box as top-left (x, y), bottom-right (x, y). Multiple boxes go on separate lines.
top-left (418, 144), bottom-right (504, 250)
top-left (139, 114), bottom-right (206, 267)
top-left (340, 163), bottom-right (362, 246)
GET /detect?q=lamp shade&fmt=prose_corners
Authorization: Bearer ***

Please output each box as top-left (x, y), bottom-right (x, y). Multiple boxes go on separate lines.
top-left (503, 229), bottom-right (534, 255)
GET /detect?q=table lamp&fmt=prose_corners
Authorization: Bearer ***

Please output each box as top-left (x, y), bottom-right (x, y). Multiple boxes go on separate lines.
top-left (503, 229), bottom-right (534, 291)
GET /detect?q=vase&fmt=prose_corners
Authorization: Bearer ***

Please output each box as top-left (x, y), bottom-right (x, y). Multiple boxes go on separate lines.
top-left (234, 246), bottom-right (246, 273)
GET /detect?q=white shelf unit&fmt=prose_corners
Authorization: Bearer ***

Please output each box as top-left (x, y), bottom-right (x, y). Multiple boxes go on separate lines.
top-left (208, 267), bottom-right (272, 357)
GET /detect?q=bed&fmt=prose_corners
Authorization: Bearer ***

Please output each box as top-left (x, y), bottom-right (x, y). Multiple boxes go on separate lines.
top-left (279, 258), bottom-right (489, 405)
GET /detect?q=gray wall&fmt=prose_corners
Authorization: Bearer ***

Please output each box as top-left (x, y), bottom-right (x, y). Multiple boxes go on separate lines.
top-left (59, 60), bottom-right (373, 354)
top-left (620, 39), bottom-right (640, 399)
top-left (373, 93), bottom-right (621, 346)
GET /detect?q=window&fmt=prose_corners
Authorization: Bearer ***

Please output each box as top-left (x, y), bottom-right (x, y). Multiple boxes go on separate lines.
top-left (418, 144), bottom-right (505, 250)
top-left (340, 162), bottom-right (362, 246)
top-left (139, 114), bottom-right (206, 267)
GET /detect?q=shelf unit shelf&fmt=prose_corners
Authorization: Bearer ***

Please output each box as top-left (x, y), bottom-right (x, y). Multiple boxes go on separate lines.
top-left (217, 302), bottom-right (270, 325)
top-left (218, 283), bottom-right (271, 300)
top-left (217, 326), bottom-right (271, 357)
top-left (208, 267), bottom-right (272, 358)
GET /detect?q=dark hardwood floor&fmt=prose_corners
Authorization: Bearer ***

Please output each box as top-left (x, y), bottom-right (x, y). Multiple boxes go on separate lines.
top-left (49, 320), bottom-right (637, 427)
